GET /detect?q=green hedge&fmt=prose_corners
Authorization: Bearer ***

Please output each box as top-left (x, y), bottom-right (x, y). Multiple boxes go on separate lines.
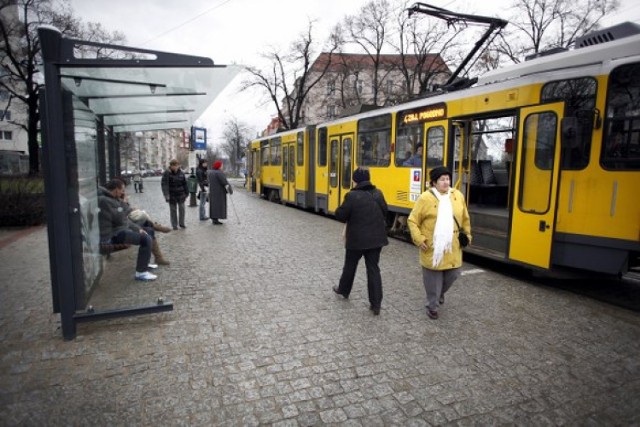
top-left (0, 177), bottom-right (46, 226)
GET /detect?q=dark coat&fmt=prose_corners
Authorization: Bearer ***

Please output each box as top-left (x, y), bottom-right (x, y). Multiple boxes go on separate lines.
top-left (196, 166), bottom-right (208, 191)
top-left (161, 168), bottom-right (188, 203)
top-left (207, 169), bottom-right (232, 219)
top-left (97, 187), bottom-right (141, 242)
top-left (335, 181), bottom-right (389, 251)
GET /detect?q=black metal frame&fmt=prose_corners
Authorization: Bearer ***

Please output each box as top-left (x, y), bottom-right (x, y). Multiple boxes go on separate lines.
top-left (39, 27), bottom-right (220, 340)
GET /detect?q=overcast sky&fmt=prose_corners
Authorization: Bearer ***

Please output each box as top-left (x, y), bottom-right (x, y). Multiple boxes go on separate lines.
top-left (68, 0), bottom-right (640, 145)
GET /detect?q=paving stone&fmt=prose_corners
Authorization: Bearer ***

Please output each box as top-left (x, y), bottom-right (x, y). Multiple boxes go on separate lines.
top-left (0, 178), bottom-right (639, 425)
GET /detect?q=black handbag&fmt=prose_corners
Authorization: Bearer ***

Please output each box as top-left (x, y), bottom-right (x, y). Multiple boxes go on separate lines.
top-left (453, 216), bottom-right (469, 247)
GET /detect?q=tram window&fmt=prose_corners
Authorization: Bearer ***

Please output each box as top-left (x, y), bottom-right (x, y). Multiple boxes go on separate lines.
top-left (602, 63), bottom-right (640, 170)
top-left (426, 126), bottom-right (444, 168)
top-left (329, 139), bottom-right (338, 187)
top-left (542, 77), bottom-right (596, 170)
top-left (318, 127), bottom-right (327, 166)
top-left (358, 114), bottom-right (391, 167)
top-left (297, 131), bottom-right (304, 166)
top-left (271, 137), bottom-right (281, 166)
top-left (395, 124), bottom-right (423, 167)
top-left (520, 112), bottom-right (557, 214)
top-left (532, 113), bottom-right (558, 171)
top-left (342, 138), bottom-right (352, 188)
top-left (261, 141), bottom-right (269, 165)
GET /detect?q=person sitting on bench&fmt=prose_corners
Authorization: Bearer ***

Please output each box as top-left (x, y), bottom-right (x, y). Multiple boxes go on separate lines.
top-left (98, 179), bottom-right (159, 281)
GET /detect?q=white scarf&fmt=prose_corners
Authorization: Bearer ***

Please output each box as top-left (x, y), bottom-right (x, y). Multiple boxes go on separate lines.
top-left (431, 188), bottom-right (454, 267)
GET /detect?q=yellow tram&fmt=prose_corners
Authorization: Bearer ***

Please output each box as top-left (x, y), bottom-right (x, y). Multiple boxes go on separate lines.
top-left (248, 23), bottom-right (640, 276)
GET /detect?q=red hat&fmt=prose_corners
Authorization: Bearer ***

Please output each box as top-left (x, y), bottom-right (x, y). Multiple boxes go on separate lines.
top-left (213, 161), bottom-right (222, 170)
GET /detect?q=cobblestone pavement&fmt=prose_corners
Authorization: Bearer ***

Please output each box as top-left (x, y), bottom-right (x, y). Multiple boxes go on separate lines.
top-left (1, 177), bottom-right (639, 426)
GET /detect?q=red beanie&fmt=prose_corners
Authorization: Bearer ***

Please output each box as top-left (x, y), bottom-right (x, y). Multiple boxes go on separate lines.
top-left (213, 161), bottom-right (222, 170)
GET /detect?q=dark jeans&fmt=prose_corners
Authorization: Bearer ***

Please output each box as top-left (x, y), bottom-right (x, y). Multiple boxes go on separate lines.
top-left (338, 247), bottom-right (383, 309)
top-left (111, 227), bottom-right (155, 272)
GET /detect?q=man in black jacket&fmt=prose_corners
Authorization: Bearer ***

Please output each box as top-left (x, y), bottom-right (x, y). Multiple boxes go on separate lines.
top-left (161, 159), bottom-right (189, 230)
top-left (333, 168), bottom-right (389, 315)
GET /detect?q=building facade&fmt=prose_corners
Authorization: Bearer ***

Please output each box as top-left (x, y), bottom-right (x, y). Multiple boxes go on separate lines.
top-left (0, 2), bottom-right (29, 174)
top-left (296, 52), bottom-right (451, 126)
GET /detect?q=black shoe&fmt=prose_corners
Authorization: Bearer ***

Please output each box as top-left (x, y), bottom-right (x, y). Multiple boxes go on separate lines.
top-left (332, 286), bottom-right (348, 299)
top-left (179, 225), bottom-right (186, 229)
top-left (200, 217), bottom-right (209, 221)
top-left (369, 305), bottom-right (380, 315)
top-left (427, 309), bottom-right (438, 320)
top-left (172, 226), bottom-right (178, 230)
top-left (439, 294), bottom-right (445, 305)
top-left (212, 219), bottom-right (222, 225)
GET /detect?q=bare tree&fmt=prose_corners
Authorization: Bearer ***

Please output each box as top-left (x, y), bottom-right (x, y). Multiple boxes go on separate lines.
top-left (342, 0), bottom-right (392, 106)
top-left (390, 0), bottom-right (459, 99)
top-left (492, 0), bottom-right (620, 65)
top-left (243, 20), bottom-right (341, 130)
top-left (0, 0), bottom-right (127, 175)
top-left (220, 117), bottom-right (251, 176)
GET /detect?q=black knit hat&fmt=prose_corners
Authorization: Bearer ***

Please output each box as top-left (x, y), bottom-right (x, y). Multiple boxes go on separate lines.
top-left (429, 166), bottom-right (451, 183)
top-left (352, 168), bottom-right (370, 183)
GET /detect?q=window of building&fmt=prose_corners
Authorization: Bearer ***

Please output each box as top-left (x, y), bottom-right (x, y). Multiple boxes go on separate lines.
top-left (358, 114), bottom-right (391, 167)
top-left (0, 90), bottom-right (8, 101)
top-left (327, 105), bottom-right (336, 119)
top-left (0, 110), bottom-right (11, 121)
top-left (1, 131), bottom-right (13, 140)
top-left (327, 80), bottom-right (335, 96)
top-left (356, 80), bottom-right (363, 95)
top-left (386, 79), bottom-right (393, 94)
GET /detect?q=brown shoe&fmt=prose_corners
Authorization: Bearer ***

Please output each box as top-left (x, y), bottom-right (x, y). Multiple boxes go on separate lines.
top-left (153, 222), bottom-right (172, 233)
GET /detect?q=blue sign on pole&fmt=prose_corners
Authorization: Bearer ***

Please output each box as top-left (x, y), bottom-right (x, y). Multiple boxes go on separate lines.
top-left (191, 127), bottom-right (207, 150)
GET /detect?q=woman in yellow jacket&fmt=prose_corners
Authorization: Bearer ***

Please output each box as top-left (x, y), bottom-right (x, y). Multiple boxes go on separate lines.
top-left (408, 167), bottom-right (471, 319)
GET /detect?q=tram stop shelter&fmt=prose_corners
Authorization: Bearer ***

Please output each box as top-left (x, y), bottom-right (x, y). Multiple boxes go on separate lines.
top-left (38, 26), bottom-right (239, 340)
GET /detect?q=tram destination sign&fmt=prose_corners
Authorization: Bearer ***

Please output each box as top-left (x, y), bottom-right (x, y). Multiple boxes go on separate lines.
top-left (399, 103), bottom-right (447, 126)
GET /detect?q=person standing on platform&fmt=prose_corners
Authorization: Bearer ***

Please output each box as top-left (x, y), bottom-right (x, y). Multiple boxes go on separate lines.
top-left (207, 160), bottom-right (232, 225)
top-left (332, 168), bottom-right (389, 315)
top-left (161, 159), bottom-right (189, 230)
top-left (133, 172), bottom-right (143, 193)
top-left (196, 158), bottom-right (209, 221)
top-left (407, 166), bottom-right (471, 320)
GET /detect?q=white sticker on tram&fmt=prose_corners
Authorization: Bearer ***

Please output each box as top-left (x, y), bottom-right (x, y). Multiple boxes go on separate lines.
top-left (461, 269), bottom-right (485, 276)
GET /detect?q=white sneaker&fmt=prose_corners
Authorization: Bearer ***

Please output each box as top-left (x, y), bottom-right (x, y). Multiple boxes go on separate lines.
top-left (148, 263), bottom-right (158, 269)
top-left (135, 271), bottom-right (157, 281)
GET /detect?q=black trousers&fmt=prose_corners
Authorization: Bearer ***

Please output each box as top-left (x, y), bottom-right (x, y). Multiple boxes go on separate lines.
top-left (338, 247), bottom-right (383, 309)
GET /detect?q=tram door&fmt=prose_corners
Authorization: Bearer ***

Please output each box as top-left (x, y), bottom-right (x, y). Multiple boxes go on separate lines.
top-left (327, 134), bottom-right (353, 213)
top-left (281, 143), bottom-right (295, 203)
top-left (509, 103), bottom-right (563, 269)
top-left (252, 147), bottom-right (260, 194)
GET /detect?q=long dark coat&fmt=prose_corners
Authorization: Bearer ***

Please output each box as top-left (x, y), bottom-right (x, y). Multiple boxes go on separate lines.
top-left (207, 169), bottom-right (232, 219)
top-left (335, 181), bottom-right (389, 251)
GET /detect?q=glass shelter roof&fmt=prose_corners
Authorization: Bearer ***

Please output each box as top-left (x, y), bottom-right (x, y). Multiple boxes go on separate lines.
top-left (59, 65), bottom-right (239, 133)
